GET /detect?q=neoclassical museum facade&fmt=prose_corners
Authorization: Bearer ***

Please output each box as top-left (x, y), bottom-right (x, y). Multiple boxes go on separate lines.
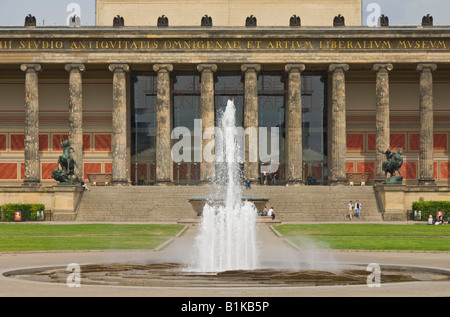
top-left (1, 0), bottom-right (450, 188)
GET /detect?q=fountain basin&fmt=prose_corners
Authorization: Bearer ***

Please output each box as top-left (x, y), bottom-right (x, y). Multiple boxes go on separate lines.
top-left (6, 262), bottom-right (448, 288)
top-left (188, 194), bottom-right (270, 216)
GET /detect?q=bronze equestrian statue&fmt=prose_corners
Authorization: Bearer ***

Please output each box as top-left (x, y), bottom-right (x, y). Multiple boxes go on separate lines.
top-left (377, 148), bottom-right (404, 184)
top-left (51, 138), bottom-right (79, 184)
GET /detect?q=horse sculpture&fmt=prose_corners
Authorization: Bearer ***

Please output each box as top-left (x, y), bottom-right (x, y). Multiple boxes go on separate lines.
top-left (377, 148), bottom-right (404, 184)
top-left (51, 139), bottom-right (78, 184)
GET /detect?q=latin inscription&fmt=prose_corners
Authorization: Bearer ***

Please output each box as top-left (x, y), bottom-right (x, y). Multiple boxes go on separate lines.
top-left (0, 38), bottom-right (448, 52)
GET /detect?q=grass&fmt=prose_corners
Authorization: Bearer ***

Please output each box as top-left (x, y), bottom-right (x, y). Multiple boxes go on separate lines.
top-left (2, 223), bottom-right (449, 252)
top-left (0, 223), bottom-right (185, 251)
top-left (274, 223), bottom-right (450, 251)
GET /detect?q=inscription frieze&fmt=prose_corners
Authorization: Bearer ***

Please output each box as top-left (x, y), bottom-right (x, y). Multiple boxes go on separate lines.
top-left (0, 38), bottom-right (448, 52)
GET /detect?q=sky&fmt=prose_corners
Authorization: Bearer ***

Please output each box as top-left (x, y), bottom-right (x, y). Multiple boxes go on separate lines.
top-left (0, 0), bottom-right (96, 26)
top-left (0, 0), bottom-right (450, 27)
top-left (361, 0), bottom-right (450, 26)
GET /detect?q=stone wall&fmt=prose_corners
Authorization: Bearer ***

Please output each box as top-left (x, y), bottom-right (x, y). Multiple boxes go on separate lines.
top-left (0, 185), bottom-right (83, 221)
top-left (374, 185), bottom-right (450, 221)
top-left (96, 0), bottom-right (362, 27)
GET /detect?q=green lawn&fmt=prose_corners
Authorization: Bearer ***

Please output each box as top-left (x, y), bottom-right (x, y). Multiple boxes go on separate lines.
top-left (0, 223), bottom-right (185, 251)
top-left (2, 223), bottom-right (449, 252)
top-left (274, 224), bottom-right (450, 251)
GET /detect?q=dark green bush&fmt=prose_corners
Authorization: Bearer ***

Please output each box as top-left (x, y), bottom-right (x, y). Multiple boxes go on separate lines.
top-left (0, 204), bottom-right (45, 222)
top-left (411, 199), bottom-right (450, 221)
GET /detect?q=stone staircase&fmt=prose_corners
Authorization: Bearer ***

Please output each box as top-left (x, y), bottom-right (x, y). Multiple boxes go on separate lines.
top-left (75, 185), bottom-right (383, 223)
top-left (248, 185), bottom-right (383, 222)
top-left (75, 186), bottom-right (209, 222)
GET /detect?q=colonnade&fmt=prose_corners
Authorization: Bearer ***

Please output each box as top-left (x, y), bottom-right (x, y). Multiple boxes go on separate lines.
top-left (19, 62), bottom-right (436, 186)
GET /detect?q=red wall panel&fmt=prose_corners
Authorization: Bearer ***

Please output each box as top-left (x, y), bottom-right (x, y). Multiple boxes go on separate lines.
top-left (434, 134), bottom-right (447, 151)
top-left (346, 162), bottom-right (354, 173)
top-left (52, 135), bottom-right (69, 151)
top-left (83, 134), bottom-right (91, 151)
top-left (409, 134), bottom-right (419, 151)
top-left (41, 163), bottom-right (59, 179)
top-left (399, 161), bottom-right (417, 179)
top-left (83, 163), bottom-right (102, 180)
top-left (367, 134), bottom-right (376, 151)
top-left (104, 162), bottom-right (112, 174)
top-left (10, 134), bottom-right (24, 151)
top-left (39, 134), bottom-right (49, 152)
top-left (0, 163), bottom-right (17, 179)
top-left (347, 134), bottom-right (364, 151)
top-left (390, 134), bottom-right (406, 151)
top-left (94, 134), bottom-right (111, 151)
top-left (0, 134), bottom-right (6, 151)
top-left (440, 162), bottom-right (450, 179)
top-left (356, 161), bottom-right (375, 179)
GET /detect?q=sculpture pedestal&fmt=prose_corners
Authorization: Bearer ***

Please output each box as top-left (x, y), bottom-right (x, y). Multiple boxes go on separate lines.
top-left (374, 184), bottom-right (407, 221)
top-left (52, 185), bottom-right (83, 221)
top-left (374, 184), bottom-right (450, 221)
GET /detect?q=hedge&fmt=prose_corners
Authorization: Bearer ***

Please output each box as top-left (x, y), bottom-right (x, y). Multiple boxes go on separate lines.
top-left (0, 204), bottom-right (46, 222)
top-left (411, 199), bottom-right (450, 221)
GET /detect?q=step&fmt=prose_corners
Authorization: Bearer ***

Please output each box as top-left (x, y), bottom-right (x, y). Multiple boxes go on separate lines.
top-left (75, 185), bottom-right (383, 223)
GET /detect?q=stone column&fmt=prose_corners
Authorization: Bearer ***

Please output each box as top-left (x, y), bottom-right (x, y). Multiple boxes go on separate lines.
top-left (241, 63), bottom-right (261, 182)
top-left (285, 63), bottom-right (305, 185)
top-left (153, 64), bottom-right (173, 184)
top-left (109, 64), bottom-right (130, 185)
top-left (20, 63), bottom-right (41, 186)
top-left (328, 64), bottom-right (349, 185)
top-left (373, 63), bottom-right (393, 184)
top-left (65, 63), bottom-right (85, 180)
top-left (417, 63), bottom-right (437, 185)
top-left (197, 64), bottom-right (217, 183)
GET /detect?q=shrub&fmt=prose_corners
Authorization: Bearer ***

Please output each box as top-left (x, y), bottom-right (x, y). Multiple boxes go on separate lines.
top-left (0, 204), bottom-right (45, 222)
top-left (411, 200), bottom-right (450, 221)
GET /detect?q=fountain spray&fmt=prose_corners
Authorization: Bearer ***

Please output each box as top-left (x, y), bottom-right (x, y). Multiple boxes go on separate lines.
top-left (191, 100), bottom-right (259, 272)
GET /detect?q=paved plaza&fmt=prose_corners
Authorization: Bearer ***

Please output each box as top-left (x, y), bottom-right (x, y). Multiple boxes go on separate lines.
top-left (0, 224), bottom-right (449, 298)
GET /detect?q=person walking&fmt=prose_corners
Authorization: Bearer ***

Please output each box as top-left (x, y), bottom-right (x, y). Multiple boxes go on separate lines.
top-left (347, 201), bottom-right (354, 220)
top-left (355, 200), bottom-right (361, 218)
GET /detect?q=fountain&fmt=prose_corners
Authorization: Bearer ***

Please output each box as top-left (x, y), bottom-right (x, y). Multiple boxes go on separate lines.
top-left (190, 100), bottom-right (260, 272)
top-left (3, 101), bottom-right (448, 294)
top-left (188, 99), bottom-right (269, 217)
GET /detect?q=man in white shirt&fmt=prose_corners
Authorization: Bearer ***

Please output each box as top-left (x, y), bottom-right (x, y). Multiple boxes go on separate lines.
top-left (267, 207), bottom-right (275, 220)
top-left (347, 201), bottom-right (353, 220)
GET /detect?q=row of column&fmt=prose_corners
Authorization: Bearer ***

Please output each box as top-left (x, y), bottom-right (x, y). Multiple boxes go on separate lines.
top-left (20, 62), bottom-right (306, 186)
top-left (329, 62), bottom-right (437, 185)
top-left (152, 63), bottom-right (306, 185)
top-left (20, 62), bottom-right (130, 186)
top-left (19, 61), bottom-right (437, 186)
